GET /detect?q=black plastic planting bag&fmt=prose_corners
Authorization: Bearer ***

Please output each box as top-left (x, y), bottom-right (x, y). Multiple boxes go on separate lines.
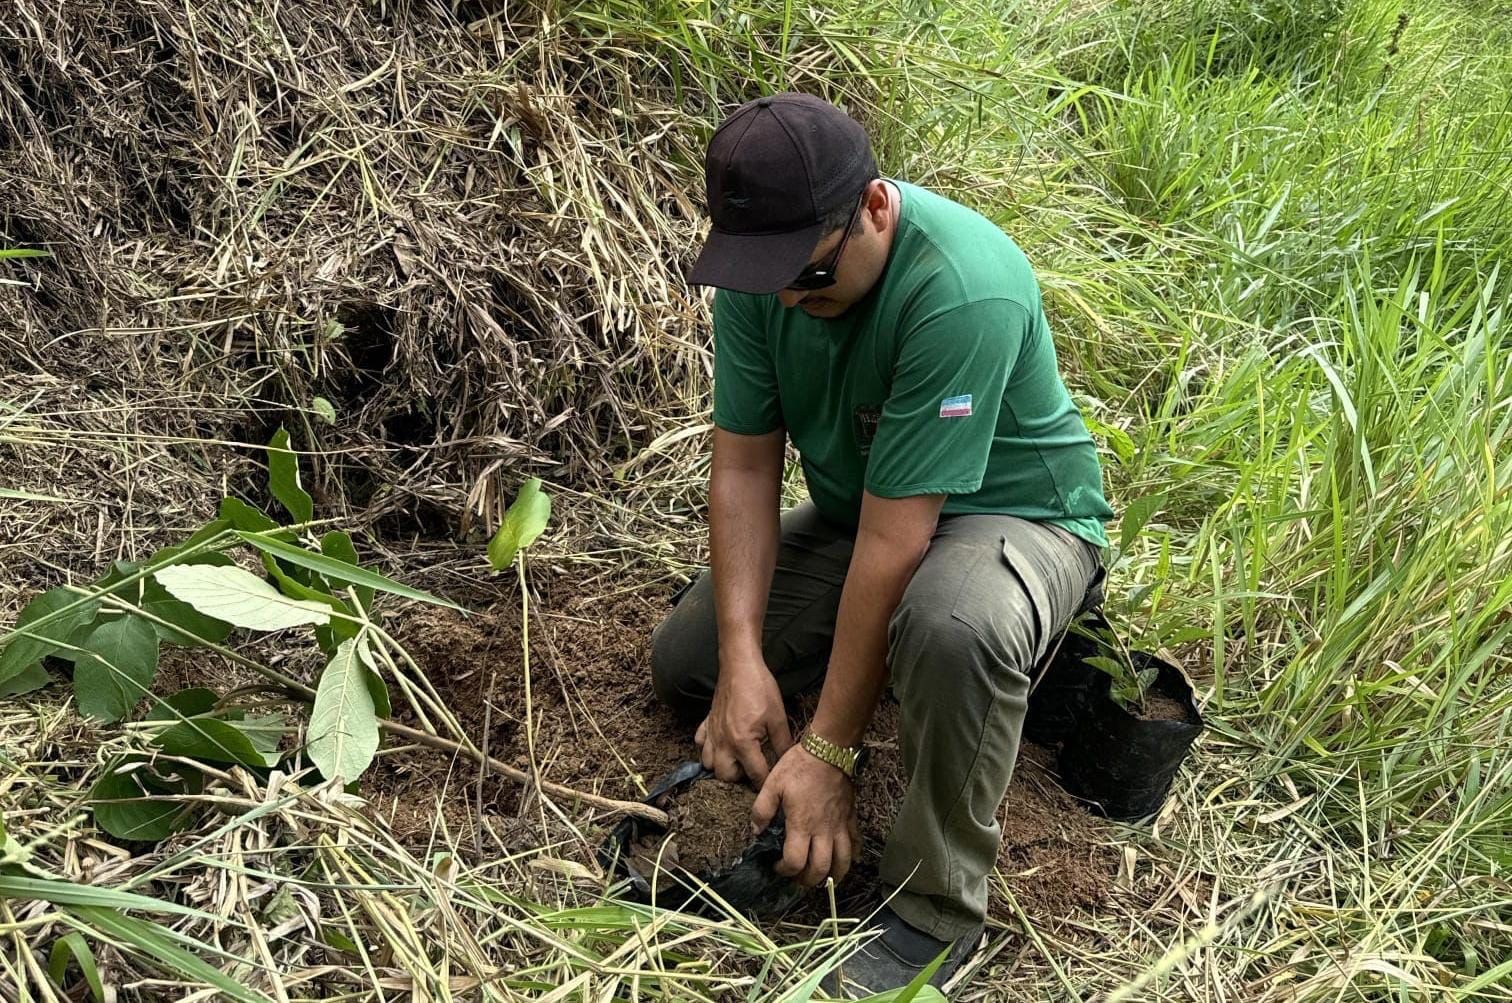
top-left (1058, 653), bottom-right (1203, 821)
top-left (1023, 611), bottom-right (1110, 745)
top-left (599, 761), bottom-right (806, 917)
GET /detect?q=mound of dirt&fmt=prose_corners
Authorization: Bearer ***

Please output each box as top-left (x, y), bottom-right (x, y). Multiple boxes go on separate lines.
top-left (368, 580), bottom-right (1119, 924)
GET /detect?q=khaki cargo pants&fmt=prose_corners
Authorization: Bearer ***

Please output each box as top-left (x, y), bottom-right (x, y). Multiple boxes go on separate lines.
top-left (650, 502), bottom-right (1102, 939)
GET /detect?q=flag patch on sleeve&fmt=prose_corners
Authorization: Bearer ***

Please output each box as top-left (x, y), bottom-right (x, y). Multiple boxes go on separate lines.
top-left (939, 394), bottom-right (973, 418)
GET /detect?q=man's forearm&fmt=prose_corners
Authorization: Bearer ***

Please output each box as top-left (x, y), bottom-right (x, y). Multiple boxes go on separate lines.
top-left (709, 431), bottom-right (784, 666)
top-left (808, 519), bottom-right (933, 748)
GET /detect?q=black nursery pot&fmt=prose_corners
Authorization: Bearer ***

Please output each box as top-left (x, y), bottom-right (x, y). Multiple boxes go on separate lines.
top-left (1023, 611), bottom-right (1110, 746)
top-left (1058, 653), bottom-right (1203, 821)
top-left (598, 761), bottom-right (806, 917)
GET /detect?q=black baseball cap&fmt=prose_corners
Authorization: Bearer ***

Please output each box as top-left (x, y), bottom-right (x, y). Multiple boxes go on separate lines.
top-left (689, 93), bottom-right (877, 294)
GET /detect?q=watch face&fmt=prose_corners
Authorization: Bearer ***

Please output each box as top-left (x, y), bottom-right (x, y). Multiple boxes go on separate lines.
top-left (853, 746), bottom-right (871, 780)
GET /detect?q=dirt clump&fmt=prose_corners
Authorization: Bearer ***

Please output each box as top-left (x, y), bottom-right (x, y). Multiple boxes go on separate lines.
top-left (667, 778), bottom-right (759, 875)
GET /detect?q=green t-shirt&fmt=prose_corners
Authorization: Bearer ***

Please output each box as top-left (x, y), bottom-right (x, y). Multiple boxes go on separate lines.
top-left (711, 181), bottom-right (1113, 547)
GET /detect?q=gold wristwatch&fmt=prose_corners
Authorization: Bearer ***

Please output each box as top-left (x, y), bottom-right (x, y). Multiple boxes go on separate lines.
top-left (801, 731), bottom-right (869, 780)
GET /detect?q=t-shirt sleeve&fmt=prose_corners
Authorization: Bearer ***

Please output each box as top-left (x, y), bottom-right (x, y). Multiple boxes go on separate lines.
top-left (711, 290), bottom-right (783, 435)
top-left (864, 298), bottom-right (1024, 498)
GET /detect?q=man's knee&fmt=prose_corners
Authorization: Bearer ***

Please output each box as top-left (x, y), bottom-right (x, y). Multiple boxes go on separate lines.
top-left (650, 583), bottom-right (719, 721)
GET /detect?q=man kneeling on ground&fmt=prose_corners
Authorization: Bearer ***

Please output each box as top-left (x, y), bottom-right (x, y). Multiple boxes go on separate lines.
top-left (650, 93), bottom-right (1113, 995)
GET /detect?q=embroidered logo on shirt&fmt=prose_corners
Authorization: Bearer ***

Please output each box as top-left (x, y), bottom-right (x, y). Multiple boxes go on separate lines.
top-left (939, 394), bottom-right (973, 419)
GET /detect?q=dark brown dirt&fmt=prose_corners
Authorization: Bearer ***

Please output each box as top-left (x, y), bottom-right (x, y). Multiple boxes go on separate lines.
top-left (668, 779), bottom-right (759, 875)
top-left (1141, 691), bottom-right (1190, 722)
top-left (364, 574), bottom-right (1119, 924)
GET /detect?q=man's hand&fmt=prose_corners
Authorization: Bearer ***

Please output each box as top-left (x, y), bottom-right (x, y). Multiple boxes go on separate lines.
top-left (695, 656), bottom-right (794, 786)
top-left (750, 743), bottom-right (860, 888)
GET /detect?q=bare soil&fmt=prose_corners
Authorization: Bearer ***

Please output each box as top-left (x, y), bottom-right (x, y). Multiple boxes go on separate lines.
top-left (365, 575), bottom-right (1119, 923)
top-left (1141, 691), bottom-right (1190, 722)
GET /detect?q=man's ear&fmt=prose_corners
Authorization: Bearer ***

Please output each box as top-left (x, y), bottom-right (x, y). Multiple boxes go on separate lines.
top-left (863, 179), bottom-right (891, 231)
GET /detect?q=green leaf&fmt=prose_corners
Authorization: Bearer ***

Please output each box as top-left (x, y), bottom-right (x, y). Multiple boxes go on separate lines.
top-left (89, 766), bottom-right (187, 841)
top-left (267, 427), bottom-right (314, 525)
top-left (0, 876), bottom-right (209, 918)
top-left (855, 949), bottom-right (950, 1002)
top-left (319, 531), bottom-right (374, 611)
top-left (307, 638), bottom-right (380, 783)
top-left (0, 663), bottom-right (51, 697)
top-left (0, 248), bottom-right (48, 259)
top-left (321, 926), bottom-right (360, 953)
top-left (152, 718), bottom-right (280, 768)
top-left (358, 643), bottom-right (391, 718)
top-left (238, 714), bottom-right (286, 755)
top-left (487, 477), bottom-right (552, 570)
top-left (141, 576), bottom-right (235, 648)
top-left (0, 588), bottom-right (100, 685)
top-left (1084, 655), bottom-right (1128, 681)
top-left (65, 905), bottom-right (274, 1003)
top-left (1118, 491), bottom-right (1167, 554)
top-left (146, 688), bottom-right (219, 721)
top-left (236, 531), bottom-right (462, 610)
top-left (219, 497), bottom-right (279, 533)
top-left (73, 616), bottom-right (160, 722)
top-left (48, 931), bottom-right (105, 1001)
top-left (311, 396), bottom-right (337, 425)
top-left (152, 564), bottom-right (332, 631)
top-left (0, 486), bottom-right (70, 502)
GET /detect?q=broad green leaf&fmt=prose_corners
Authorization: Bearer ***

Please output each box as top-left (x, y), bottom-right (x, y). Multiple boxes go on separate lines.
top-left (319, 531), bottom-right (374, 611)
top-left (65, 905), bottom-right (273, 1003)
top-left (0, 663), bottom-right (51, 697)
top-left (141, 576), bottom-right (235, 648)
top-left (1118, 491), bottom-right (1167, 554)
top-left (267, 427), bottom-right (314, 525)
top-left (261, 555), bottom-right (355, 651)
top-left (363, 667), bottom-right (391, 718)
top-left (219, 497), bottom-right (279, 533)
top-left (311, 396), bottom-right (337, 425)
top-left (48, 932), bottom-right (104, 1002)
top-left (353, 639), bottom-right (392, 716)
top-left (236, 531), bottom-right (461, 610)
top-left (96, 559), bottom-right (144, 592)
top-left (146, 688), bottom-right (219, 721)
top-left (152, 718), bottom-right (280, 768)
top-left (152, 564), bottom-right (331, 631)
top-left (73, 616), bottom-right (160, 722)
top-left (238, 714), bottom-right (286, 755)
top-left (487, 477), bottom-right (552, 570)
top-left (89, 767), bottom-right (186, 841)
top-left (307, 638), bottom-right (380, 783)
top-left (0, 588), bottom-right (100, 685)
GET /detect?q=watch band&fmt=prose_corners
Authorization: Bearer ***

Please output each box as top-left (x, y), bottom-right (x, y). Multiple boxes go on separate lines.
top-left (801, 731), bottom-right (862, 778)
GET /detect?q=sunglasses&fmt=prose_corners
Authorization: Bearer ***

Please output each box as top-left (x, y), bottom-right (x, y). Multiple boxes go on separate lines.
top-left (785, 195), bottom-right (865, 291)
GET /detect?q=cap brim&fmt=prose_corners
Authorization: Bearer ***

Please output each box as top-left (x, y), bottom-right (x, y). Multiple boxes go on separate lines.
top-left (687, 222), bottom-right (826, 294)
